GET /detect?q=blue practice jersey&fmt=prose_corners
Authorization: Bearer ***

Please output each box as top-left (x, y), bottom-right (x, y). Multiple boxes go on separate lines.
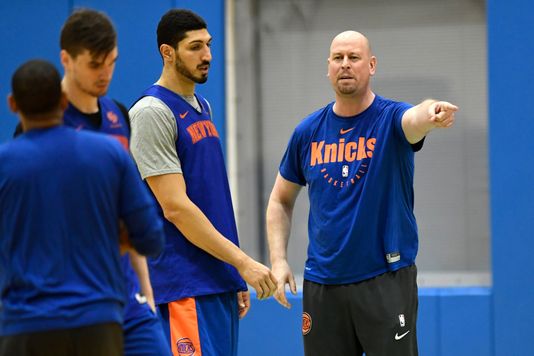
top-left (63, 97), bottom-right (150, 320)
top-left (0, 126), bottom-right (163, 335)
top-left (134, 85), bottom-right (246, 304)
top-left (280, 95), bottom-right (419, 284)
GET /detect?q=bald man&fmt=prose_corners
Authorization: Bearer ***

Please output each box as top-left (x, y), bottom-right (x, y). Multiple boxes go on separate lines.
top-left (266, 31), bottom-right (458, 356)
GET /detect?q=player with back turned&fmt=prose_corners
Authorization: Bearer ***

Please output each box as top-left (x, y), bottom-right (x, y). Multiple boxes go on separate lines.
top-left (0, 59), bottom-right (164, 356)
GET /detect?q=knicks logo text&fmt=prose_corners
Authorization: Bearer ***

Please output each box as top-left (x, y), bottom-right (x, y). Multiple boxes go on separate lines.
top-left (176, 337), bottom-right (195, 356)
top-left (310, 137), bottom-right (375, 166)
top-left (186, 120), bottom-right (220, 144)
top-left (311, 137), bottom-right (376, 188)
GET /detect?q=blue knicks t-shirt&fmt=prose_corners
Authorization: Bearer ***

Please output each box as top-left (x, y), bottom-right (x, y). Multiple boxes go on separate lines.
top-left (280, 95), bottom-right (419, 284)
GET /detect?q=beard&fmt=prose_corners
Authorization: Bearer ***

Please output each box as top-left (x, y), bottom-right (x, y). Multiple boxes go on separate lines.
top-left (337, 84), bottom-right (357, 95)
top-left (175, 55), bottom-right (209, 84)
top-left (335, 75), bottom-right (368, 96)
top-left (336, 81), bottom-right (358, 95)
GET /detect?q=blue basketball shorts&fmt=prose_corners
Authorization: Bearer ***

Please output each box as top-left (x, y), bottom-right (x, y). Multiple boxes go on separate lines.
top-left (158, 292), bottom-right (239, 356)
top-left (124, 304), bottom-right (171, 356)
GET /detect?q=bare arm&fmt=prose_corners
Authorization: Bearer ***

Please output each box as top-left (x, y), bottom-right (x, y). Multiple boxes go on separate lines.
top-left (146, 173), bottom-right (277, 299)
top-left (401, 99), bottom-right (458, 144)
top-left (266, 173), bottom-right (302, 308)
top-left (129, 251), bottom-right (156, 312)
top-left (118, 221), bottom-right (157, 312)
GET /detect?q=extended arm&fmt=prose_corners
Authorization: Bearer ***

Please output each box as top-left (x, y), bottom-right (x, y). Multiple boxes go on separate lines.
top-left (266, 173), bottom-right (302, 308)
top-left (401, 99), bottom-right (458, 144)
top-left (146, 173), bottom-right (277, 299)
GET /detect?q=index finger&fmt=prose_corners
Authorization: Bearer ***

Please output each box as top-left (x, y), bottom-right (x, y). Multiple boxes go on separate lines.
top-left (440, 102), bottom-right (459, 112)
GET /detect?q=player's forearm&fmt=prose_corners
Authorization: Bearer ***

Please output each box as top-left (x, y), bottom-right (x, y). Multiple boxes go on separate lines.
top-left (128, 251), bottom-right (154, 300)
top-left (402, 99), bottom-right (437, 143)
top-left (163, 200), bottom-right (250, 269)
top-left (266, 198), bottom-right (293, 265)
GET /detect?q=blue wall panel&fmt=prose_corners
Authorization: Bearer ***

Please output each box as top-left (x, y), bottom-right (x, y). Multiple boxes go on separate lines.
top-left (0, 0), bottom-right (69, 142)
top-left (439, 288), bottom-right (492, 356)
top-left (488, 0), bottom-right (534, 355)
top-left (418, 289), bottom-right (440, 356)
top-left (0, 0), bottom-right (227, 149)
top-left (239, 292), bottom-right (303, 356)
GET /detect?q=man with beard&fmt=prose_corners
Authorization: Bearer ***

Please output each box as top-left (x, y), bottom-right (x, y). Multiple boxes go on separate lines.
top-left (266, 31), bottom-right (458, 356)
top-left (13, 9), bottom-right (170, 356)
top-left (129, 9), bottom-right (277, 356)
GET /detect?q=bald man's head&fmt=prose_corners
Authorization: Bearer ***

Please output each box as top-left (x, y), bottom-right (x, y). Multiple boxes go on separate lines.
top-left (330, 31), bottom-right (372, 57)
top-left (327, 30), bottom-right (376, 98)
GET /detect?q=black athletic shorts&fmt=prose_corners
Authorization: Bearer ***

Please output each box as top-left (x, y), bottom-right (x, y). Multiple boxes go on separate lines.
top-left (0, 322), bottom-right (123, 356)
top-left (302, 265), bottom-right (418, 356)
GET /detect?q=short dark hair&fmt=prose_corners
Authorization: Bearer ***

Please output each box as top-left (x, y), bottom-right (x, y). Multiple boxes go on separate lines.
top-left (157, 9), bottom-right (207, 50)
top-left (11, 60), bottom-right (62, 117)
top-left (60, 8), bottom-right (116, 58)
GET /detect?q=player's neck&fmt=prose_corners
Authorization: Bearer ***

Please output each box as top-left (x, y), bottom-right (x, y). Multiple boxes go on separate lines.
top-left (333, 91), bottom-right (375, 117)
top-left (61, 77), bottom-right (99, 114)
top-left (21, 114), bottom-right (63, 132)
top-left (157, 67), bottom-right (195, 96)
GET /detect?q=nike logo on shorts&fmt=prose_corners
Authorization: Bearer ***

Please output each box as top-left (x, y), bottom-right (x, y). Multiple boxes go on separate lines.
top-left (135, 293), bottom-right (147, 305)
top-left (395, 330), bottom-right (410, 340)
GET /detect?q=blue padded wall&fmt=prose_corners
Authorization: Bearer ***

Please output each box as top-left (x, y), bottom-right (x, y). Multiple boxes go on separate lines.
top-left (0, 1), bottom-right (69, 141)
top-left (0, 0), bottom-right (226, 147)
top-left (488, 0), bottom-right (534, 355)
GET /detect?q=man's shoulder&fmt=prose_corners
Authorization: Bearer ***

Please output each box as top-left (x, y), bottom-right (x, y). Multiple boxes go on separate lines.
top-left (75, 129), bottom-right (124, 151)
top-left (0, 138), bottom-right (17, 157)
top-left (104, 97), bottom-right (128, 114)
top-left (78, 131), bottom-right (131, 167)
top-left (295, 103), bottom-right (332, 133)
top-left (375, 95), bottom-right (412, 111)
top-left (129, 96), bottom-right (170, 115)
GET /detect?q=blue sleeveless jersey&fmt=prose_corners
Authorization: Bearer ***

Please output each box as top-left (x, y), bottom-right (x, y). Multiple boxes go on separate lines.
top-left (136, 85), bottom-right (246, 304)
top-left (280, 96), bottom-right (418, 284)
top-left (63, 98), bottom-right (130, 150)
top-left (63, 97), bottom-right (147, 319)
